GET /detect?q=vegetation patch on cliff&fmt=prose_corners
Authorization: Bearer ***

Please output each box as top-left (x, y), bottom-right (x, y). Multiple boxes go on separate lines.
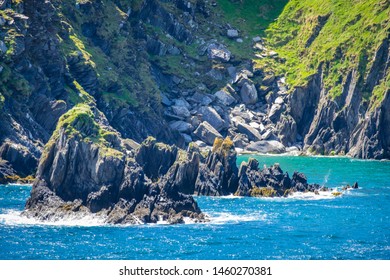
top-left (257, 0), bottom-right (390, 100)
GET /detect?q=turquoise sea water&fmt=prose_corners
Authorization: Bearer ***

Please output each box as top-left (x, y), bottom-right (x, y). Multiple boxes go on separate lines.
top-left (1, 155), bottom-right (390, 260)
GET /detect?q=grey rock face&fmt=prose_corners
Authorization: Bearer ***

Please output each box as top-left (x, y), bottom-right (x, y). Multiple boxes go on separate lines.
top-left (237, 123), bottom-right (262, 142)
top-left (135, 137), bottom-right (178, 180)
top-left (215, 90), bottom-right (236, 106)
top-left (24, 106), bottom-right (205, 225)
top-left (193, 121), bottom-right (223, 145)
top-left (169, 121), bottom-right (193, 133)
top-left (207, 43), bottom-right (231, 62)
top-left (171, 105), bottom-right (191, 118)
top-left (0, 160), bottom-right (16, 184)
top-left (246, 140), bottom-right (286, 154)
top-left (0, 141), bottom-right (38, 177)
top-left (240, 82), bottom-right (258, 104)
top-left (233, 133), bottom-right (249, 149)
top-left (195, 138), bottom-right (238, 196)
top-left (198, 106), bottom-right (227, 132)
top-left (0, 40), bottom-right (7, 54)
top-left (235, 158), bottom-right (324, 197)
top-left (227, 29), bottom-right (239, 38)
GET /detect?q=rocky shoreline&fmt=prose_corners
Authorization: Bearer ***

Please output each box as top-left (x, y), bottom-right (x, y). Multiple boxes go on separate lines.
top-left (21, 104), bottom-right (358, 225)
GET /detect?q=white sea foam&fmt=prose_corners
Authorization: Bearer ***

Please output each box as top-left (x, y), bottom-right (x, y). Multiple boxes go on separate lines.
top-left (208, 212), bottom-right (267, 224)
top-left (218, 194), bottom-right (243, 199)
top-left (0, 184), bottom-right (32, 188)
top-left (0, 210), bottom-right (106, 227)
top-left (286, 190), bottom-right (337, 200)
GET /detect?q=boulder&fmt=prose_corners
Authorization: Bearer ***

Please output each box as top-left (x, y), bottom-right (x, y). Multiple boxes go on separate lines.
top-left (180, 133), bottom-right (193, 143)
top-left (268, 103), bottom-right (283, 122)
top-left (233, 133), bottom-right (249, 149)
top-left (174, 98), bottom-right (191, 109)
top-left (0, 40), bottom-right (7, 54)
top-left (237, 123), bottom-right (262, 142)
top-left (171, 105), bottom-right (191, 118)
top-left (169, 121), bottom-right (193, 133)
top-left (246, 140), bottom-right (286, 154)
top-left (161, 94), bottom-right (173, 106)
top-left (240, 82), bottom-right (258, 104)
top-left (198, 106), bottom-right (226, 131)
top-left (215, 90), bottom-right (236, 106)
top-left (193, 121), bottom-right (223, 145)
top-left (227, 29), bottom-right (239, 38)
top-left (207, 43), bottom-right (231, 62)
top-left (187, 92), bottom-right (213, 106)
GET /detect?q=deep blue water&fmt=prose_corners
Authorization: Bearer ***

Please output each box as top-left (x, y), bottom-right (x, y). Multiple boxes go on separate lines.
top-left (1, 155), bottom-right (390, 260)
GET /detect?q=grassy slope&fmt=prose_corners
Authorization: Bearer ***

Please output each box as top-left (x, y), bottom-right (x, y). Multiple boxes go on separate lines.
top-left (215, 0), bottom-right (288, 60)
top-left (257, 0), bottom-right (390, 103)
top-left (217, 0), bottom-right (288, 36)
top-left (44, 103), bottom-right (124, 159)
top-left (57, 0), bottom-right (163, 112)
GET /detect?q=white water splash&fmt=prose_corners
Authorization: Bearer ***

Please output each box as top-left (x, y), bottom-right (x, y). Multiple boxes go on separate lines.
top-left (208, 212), bottom-right (267, 224)
top-left (0, 210), bottom-right (106, 227)
top-left (286, 190), bottom-right (337, 200)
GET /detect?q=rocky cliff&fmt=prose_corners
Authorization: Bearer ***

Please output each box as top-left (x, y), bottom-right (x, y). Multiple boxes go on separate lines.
top-left (1, 0), bottom-right (389, 183)
top-left (24, 104), bottom-right (205, 224)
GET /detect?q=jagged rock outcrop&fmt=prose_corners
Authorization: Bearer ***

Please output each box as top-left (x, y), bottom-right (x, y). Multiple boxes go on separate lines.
top-left (2, 0), bottom-right (389, 191)
top-left (24, 104), bottom-right (205, 224)
top-left (0, 159), bottom-right (16, 184)
top-left (194, 138), bottom-right (238, 196)
top-left (135, 137), bottom-right (178, 180)
top-left (0, 141), bottom-right (38, 177)
top-left (235, 158), bottom-right (324, 197)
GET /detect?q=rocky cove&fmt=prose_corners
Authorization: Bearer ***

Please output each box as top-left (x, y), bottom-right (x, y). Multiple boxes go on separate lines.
top-left (0, 0), bottom-right (387, 224)
top-left (20, 103), bottom-right (357, 225)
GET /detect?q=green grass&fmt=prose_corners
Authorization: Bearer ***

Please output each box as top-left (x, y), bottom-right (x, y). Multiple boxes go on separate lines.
top-left (258, 0), bottom-right (390, 100)
top-left (47, 103), bottom-right (124, 158)
top-left (216, 0), bottom-right (288, 36)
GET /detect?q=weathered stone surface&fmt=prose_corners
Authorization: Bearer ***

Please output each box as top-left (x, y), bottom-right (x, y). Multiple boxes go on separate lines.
top-left (0, 40), bottom-right (7, 54)
top-left (198, 106), bottom-right (226, 132)
top-left (215, 90), bottom-right (236, 106)
top-left (169, 121), bottom-right (193, 133)
top-left (246, 140), bottom-right (286, 154)
top-left (193, 121), bottom-right (223, 145)
top-left (233, 133), bottom-right (249, 149)
top-left (171, 105), bottom-right (191, 118)
top-left (135, 137), bottom-right (178, 180)
top-left (0, 141), bottom-right (38, 177)
top-left (268, 103), bottom-right (283, 122)
top-left (240, 82), bottom-right (258, 104)
top-left (207, 43), bottom-right (231, 62)
top-left (237, 123), bottom-right (262, 142)
top-left (195, 138), bottom-right (238, 196)
top-left (24, 105), bottom-right (205, 224)
top-left (235, 158), bottom-right (324, 197)
top-left (188, 92), bottom-right (213, 106)
top-left (227, 29), bottom-right (239, 38)
top-left (0, 160), bottom-right (17, 184)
